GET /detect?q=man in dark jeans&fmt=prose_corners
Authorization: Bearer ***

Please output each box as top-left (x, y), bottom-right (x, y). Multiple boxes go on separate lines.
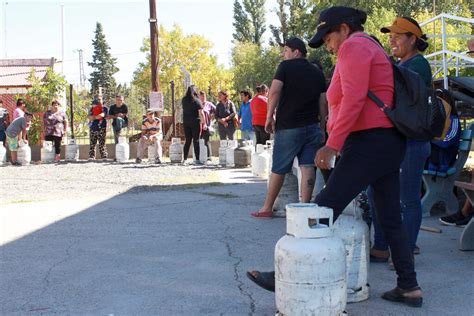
top-left (107, 95), bottom-right (128, 144)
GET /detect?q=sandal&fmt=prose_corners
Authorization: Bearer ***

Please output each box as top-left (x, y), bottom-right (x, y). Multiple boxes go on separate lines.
top-left (381, 286), bottom-right (423, 307)
top-left (246, 271), bottom-right (275, 292)
top-left (251, 210), bottom-right (273, 218)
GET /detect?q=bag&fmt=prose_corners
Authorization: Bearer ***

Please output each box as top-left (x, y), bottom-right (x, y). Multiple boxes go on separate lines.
top-left (208, 125), bottom-right (215, 136)
top-left (433, 97), bottom-right (452, 141)
top-left (368, 64), bottom-right (446, 141)
top-left (361, 36), bottom-right (446, 140)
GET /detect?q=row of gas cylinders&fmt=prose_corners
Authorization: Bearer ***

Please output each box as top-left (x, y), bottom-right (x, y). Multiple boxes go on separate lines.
top-left (0, 140), bottom-right (80, 166)
top-left (218, 139), bottom-right (273, 175)
top-left (276, 202), bottom-right (369, 315)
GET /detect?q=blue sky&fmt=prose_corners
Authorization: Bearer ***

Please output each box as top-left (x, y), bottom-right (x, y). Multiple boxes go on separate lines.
top-left (1, 0), bottom-right (280, 85)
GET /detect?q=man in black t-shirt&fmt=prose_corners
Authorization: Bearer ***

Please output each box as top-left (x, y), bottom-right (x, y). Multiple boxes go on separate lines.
top-left (251, 37), bottom-right (328, 219)
top-left (107, 95), bottom-right (128, 144)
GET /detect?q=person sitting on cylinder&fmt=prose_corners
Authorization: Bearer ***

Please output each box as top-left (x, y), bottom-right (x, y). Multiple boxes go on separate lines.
top-left (136, 109), bottom-right (162, 164)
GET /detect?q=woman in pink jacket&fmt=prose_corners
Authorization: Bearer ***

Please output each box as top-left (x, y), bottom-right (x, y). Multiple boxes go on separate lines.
top-left (247, 6), bottom-right (422, 309)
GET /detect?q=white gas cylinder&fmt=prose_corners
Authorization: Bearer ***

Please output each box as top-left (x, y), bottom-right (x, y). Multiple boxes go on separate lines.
top-left (225, 140), bottom-right (238, 167)
top-left (148, 142), bottom-right (157, 163)
top-left (219, 140), bottom-right (228, 166)
top-left (17, 141), bottom-right (31, 166)
top-left (252, 144), bottom-right (263, 175)
top-left (0, 142), bottom-right (7, 165)
top-left (333, 199), bottom-right (370, 303)
top-left (252, 144), bottom-right (270, 178)
top-left (115, 136), bottom-right (130, 163)
top-left (199, 138), bottom-right (207, 163)
top-left (66, 139), bottom-right (79, 161)
top-left (266, 140), bottom-right (273, 171)
top-left (41, 141), bottom-right (55, 163)
top-left (169, 138), bottom-right (183, 163)
top-left (275, 203), bottom-right (347, 316)
top-left (273, 173), bottom-right (299, 217)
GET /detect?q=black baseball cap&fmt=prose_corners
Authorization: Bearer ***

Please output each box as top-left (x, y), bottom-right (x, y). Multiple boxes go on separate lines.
top-left (308, 6), bottom-right (367, 48)
top-left (279, 37), bottom-right (307, 55)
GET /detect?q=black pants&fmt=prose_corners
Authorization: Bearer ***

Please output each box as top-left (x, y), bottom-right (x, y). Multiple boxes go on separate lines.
top-left (314, 128), bottom-right (417, 290)
top-left (218, 124), bottom-right (235, 140)
top-left (45, 135), bottom-right (62, 155)
top-left (201, 129), bottom-right (211, 158)
top-left (183, 122), bottom-right (201, 160)
top-left (253, 125), bottom-right (270, 145)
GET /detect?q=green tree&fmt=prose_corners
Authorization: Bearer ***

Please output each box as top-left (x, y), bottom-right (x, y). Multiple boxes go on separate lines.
top-left (269, 0), bottom-right (313, 44)
top-left (231, 42), bottom-right (281, 93)
top-left (132, 24), bottom-right (234, 113)
top-left (88, 22), bottom-right (119, 105)
top-left (66, 87), bottom-right (92, 139)
top-left (24, 68), bottom-right (67, 145)
top-left (233, 0), bottom-right (266, 45)
top-left (233, 0), bottom-right (252, 43)
top-left (269, 0), bottom-right (288, 45)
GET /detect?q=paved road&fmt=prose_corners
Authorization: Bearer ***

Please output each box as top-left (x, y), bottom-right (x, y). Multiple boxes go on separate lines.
top-left (1, 166), bottom-right (473, 315)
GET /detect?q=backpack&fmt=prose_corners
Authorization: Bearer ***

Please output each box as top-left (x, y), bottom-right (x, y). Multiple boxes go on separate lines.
top-left (433, 96), bottom-right (452, 141)
top-left (360, 36), bottom-right (446, 141)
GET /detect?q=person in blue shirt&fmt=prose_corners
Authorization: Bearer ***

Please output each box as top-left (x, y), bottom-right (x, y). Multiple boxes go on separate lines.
top-left (238, 90), bottom-right (254, 142)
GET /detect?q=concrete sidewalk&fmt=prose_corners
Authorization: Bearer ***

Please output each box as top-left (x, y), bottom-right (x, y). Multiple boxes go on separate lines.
top-left (0, 168), bottom-right (472, 315)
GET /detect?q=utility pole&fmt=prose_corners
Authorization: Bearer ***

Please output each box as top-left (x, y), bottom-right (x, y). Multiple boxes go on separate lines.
top-left (61, 4), bottom-right (65, 74)
top-left (3, 1), bottom-right (7, 58)
top-left (149, 0), bottom-right (159, 92)
top-left (171, 81), bottom-right (175, 137)
top-left (77, 49), bottom-right (86, 90)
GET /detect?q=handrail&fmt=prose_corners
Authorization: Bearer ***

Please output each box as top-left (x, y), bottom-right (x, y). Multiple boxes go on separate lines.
top-left (419, 13), bottom-right (474, 89)
top-left (420, 13), bottom-right (474, 26)
top-left (425, 50), bottom-right (474, 64)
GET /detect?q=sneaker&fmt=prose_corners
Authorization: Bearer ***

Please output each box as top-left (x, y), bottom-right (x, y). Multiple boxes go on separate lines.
top-left (135, 157), bottom-right (142, 164)
top-left (155, 158), bottom-right (161, 164)
top-left (455, 213), bottom-right (473, 227)
top-left (88, 157), bottom-right (95, 161)
top-left (439, 211), bottom-right (466, 226)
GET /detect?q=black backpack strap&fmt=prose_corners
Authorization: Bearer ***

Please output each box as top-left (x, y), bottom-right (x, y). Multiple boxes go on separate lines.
top-left (367, 91), bottom-right (386, 110)
top-left (353, 34), bottom-right (393, 112)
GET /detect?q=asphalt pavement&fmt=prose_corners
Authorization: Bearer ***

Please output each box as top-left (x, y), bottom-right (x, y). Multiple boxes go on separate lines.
top-left (1, 167), bottom-right (472, 315)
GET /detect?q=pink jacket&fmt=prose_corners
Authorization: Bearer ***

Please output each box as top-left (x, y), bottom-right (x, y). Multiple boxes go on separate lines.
top-left (326, 32), bottom-right (394, 151)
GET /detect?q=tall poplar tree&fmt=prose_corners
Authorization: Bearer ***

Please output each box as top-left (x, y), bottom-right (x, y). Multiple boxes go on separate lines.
top-left (269, 0), bottom-right (313, 45)
top-left (233, 0), bottom-right (266, 45)
top-left (88, 22), bottom-right (119, 104)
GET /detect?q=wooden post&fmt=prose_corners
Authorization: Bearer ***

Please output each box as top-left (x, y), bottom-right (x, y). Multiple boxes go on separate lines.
top-left (149, 0), bottom-right (159, 92)
top-left (171, 80), bottom-right (175, 137)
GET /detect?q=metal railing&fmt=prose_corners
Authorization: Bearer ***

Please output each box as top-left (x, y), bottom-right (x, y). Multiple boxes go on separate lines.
top-left (420, 13), bottom-right (474, 89)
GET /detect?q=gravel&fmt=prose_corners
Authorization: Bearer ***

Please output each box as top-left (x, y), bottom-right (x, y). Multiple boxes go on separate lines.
top-left (0, 159), bottom-right (223, 204)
